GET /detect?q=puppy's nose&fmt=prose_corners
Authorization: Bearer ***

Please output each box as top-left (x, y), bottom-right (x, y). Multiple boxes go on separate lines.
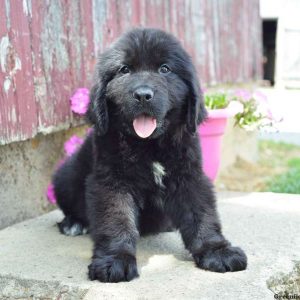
top-left (133, 87), bottom-right (154, 102)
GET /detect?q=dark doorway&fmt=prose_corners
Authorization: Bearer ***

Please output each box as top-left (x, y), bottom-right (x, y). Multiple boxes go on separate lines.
top-left (262, 20), bottom-right (277, 85)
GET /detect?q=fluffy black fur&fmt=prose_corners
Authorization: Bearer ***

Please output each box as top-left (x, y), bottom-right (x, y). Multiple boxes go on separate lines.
top-left (53, 28), bottom-right (247, 282)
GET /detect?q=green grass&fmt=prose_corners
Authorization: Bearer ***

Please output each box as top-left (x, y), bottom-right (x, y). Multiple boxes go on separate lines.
top-left (259, 140), bottom-right (300, 152)
top-left (288, 158), bottom-right (300, 168)
top-left (259, 140), bottom-right (300, 194)
top-left (265, 157), bottom-right (300, 194)
top-left (259, 140), bottom-right (300, 169)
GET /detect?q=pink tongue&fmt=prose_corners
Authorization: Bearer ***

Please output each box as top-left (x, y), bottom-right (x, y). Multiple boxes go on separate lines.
top-left (133, 115), bottom-right (157, 138)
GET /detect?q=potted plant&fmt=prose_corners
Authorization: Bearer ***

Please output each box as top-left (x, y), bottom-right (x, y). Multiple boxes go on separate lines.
top-left (198, 89), bottom-right (277, 181)
top-left (198, 92), bottom-right (242, 181)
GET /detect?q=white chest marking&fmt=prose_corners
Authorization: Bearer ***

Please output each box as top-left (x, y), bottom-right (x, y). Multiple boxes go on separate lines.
top-left (152, 162), bottom-right (166, 188)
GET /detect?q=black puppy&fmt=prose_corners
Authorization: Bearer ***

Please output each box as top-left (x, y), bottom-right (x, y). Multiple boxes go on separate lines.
top-left (53, 28), bottom-right (247, 282)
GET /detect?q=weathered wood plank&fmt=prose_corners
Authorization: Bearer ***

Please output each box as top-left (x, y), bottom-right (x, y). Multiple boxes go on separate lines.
top-left (79, 0), bottom-right (96, 86)
top-left (31, 0), bottom-right (73, 131)
top-left (0, 0), bottom-right (262, 144)
top-left (0, 0), bottom-right (38, 144)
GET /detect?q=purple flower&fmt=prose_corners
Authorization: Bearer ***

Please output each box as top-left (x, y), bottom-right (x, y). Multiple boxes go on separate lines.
top-left (46, 183), bottom-right (56, 204)
top-left (56, 159), bottom-right (66, 169)
top-left (201, 87), bottom-right (208, 94)
top-left (266, 108), bottom-right (274, 120)
top-left (64, 135), bottom-right (84, 157)
top-left (267, 108), bottom-right (283, 122)
top-left (235, 89), bottom-right (252, 101)
top-left (70, 88), bottom-right (90, 115)
top-left (228, 100), bottom-right (244, 114)
top-left (86, 127), bottom-right (94, 135)
top-left (253, 91), bottom-right (268, 104)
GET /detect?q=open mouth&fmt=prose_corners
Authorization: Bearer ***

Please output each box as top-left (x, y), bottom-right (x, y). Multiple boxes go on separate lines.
top-left (133, 114), bottom-right (157, 138)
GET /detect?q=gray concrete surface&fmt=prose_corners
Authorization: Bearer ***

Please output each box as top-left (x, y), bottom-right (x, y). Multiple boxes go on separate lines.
top-left (0, 125), bottom-right (88, 229)
top-left (0, 132), bottom-right (62, 229)
top-left (0, 192), bottom-right (299, 299)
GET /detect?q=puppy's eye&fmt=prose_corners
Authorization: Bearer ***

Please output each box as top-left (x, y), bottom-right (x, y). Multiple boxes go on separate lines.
top-left (119, 65), bottom-right (130, 74)
top-left (159, 64), bottom-right (171, 74)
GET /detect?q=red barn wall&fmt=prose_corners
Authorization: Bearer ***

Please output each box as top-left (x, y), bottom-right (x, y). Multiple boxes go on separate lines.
top-left (0, 0), bottom-right (262, 145)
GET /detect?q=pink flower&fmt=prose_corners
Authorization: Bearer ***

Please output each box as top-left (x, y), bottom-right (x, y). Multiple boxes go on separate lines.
top-left (86, 127), bottom-right (94, 135)
top-left (228, 100), bottom-right (244, 114)
top-left (46, 183), bottom-right (56, 204)
top-left (56, 159), bottom-right (66, 169)
top-left (253, 91), bottom-right (268, 104)
top-left (268, 109), bottom-right (283, 122)
top-left (64, 135), bottom-right (84, 157)
top-left (201, 87), bottom-right (208, 94)
top-left (70, 88), bottom-right (90, 115)
top-left (235, 89), bottom-right (252, 101)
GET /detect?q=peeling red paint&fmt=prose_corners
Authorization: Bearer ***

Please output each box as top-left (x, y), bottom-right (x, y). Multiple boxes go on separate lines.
top-left (0, 0), bottom-right (38, 144)
top-left (0, 0), bottom-right (262, 145)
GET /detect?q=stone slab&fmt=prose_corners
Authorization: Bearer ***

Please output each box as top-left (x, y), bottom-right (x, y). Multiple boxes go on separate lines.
top-left (0, 192), bottom-right (299, 299)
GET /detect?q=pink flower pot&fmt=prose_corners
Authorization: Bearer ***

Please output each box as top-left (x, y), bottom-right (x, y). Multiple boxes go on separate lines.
top-left (198, 102), bottom-right (242, 181)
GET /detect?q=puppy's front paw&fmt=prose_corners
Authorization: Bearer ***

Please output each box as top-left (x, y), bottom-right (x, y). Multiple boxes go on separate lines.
top-left (88, 253), bottom-right (139, 282)
top-left (193, 243), bottom-right (247, 273)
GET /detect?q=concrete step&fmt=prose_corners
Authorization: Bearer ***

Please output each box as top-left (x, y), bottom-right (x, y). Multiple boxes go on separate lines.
top-left (0, 192), bottom-right (299, 299)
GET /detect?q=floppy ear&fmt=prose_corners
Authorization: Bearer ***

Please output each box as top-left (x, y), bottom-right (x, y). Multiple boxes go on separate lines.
top-left (186, 65), bottom-right (207, 134)
top-left (86, 80), bottom-right (109, 136)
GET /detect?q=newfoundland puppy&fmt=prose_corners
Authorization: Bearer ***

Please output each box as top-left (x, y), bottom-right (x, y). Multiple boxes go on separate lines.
top-left (53, 28), bottom-right (247, 282)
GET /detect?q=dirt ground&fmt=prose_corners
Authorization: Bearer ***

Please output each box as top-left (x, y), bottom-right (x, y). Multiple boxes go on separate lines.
top-left (216, 140), bottom-right (300, 192)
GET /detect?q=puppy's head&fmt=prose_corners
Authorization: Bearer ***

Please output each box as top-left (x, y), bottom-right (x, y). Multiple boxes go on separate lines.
top-left (87, 28), bottom-right (207, 139)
